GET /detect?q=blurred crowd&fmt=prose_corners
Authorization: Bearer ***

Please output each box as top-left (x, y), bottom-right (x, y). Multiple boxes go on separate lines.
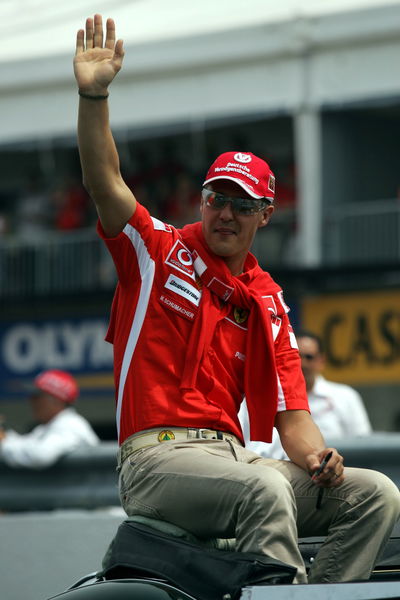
top-left (0, 161), bottom-right (206, 239)
top-left (0, 174), bottom-right (95, 239)
top-left (0, 151), bottom-right (297, 240)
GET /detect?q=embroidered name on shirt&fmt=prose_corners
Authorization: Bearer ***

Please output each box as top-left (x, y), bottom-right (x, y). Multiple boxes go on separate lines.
top-left (164, 274), bottom-right (201, 306)
top-left (160, 294), bottom-right (195, 321)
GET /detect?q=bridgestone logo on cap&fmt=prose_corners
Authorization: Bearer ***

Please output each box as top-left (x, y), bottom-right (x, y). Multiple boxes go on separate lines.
top-left (234, 153), bottom-right (252, 163)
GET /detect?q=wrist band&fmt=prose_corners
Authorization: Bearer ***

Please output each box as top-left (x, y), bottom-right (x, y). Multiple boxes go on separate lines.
top-left (78, 90), bottom-right (109, 100)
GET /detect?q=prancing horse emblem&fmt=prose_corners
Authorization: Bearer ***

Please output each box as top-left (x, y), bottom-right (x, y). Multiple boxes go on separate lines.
top-left (234, 307), bottom-right (249, 324)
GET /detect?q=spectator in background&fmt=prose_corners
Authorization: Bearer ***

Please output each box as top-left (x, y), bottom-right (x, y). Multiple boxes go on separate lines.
top-left (14, 173), bottom-right (52, 240)
top-left (52, 177), bottom-right (93, 230)
top-left (164, 173), bottom-right (200, 226)
top-left (240, 330), bottom-right (372, 459)
top-left (0, 370), bottom-right (99, 469)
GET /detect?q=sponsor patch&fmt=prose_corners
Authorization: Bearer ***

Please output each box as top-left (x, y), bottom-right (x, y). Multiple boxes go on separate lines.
top-left (151, 217), bottom-right (172, 232)
top-left (165, 240), bottom-right (195, 279)
top-left (193, 251), bottom-right (207, 277)
top-left (158, 430), bottom-right (175, 442)
top-left (271, 315), bottom-right (282, 341)
top-left (159, 294), bottom-right (195, 321)
top-left (261, 295), bottom-right (277, 315)
top-left (214, 163), bottom-right (259, 186)
top-left (268, 174), bottom-right (275, 194)
top-left (277, 290), bottom-right (290, 314)
top-left (234, 152), bottom-right (252, 164)
top-left (208, 277), bottom-right (234, 302)
top-left (233, 307), bottom-right (249, 324)
top-left (165, 274), bottom-right (201, 306)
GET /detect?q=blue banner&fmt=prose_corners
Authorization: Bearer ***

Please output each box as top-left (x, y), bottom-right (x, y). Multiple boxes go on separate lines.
top-left (0, 317), bottom-right (114, 402)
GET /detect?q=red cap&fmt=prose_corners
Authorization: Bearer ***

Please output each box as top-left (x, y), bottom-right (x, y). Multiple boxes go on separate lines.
top-left (203, 151), bottom-right (276, 200)
top-left (34, 370), bottom-right (79, 403)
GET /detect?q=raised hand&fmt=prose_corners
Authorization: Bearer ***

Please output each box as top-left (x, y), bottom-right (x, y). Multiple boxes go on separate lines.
top-left (74, 14), bottom-right (124, 96)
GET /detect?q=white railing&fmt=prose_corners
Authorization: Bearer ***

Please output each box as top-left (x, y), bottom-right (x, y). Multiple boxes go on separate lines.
top-left (323, 199), bottom-right (400, 265)
top-left (0, 229), bottom-right (116, 298)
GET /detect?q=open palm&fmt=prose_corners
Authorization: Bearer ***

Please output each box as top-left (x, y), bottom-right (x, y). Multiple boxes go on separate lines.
top-left (74, 14), bottom-right (124, 94)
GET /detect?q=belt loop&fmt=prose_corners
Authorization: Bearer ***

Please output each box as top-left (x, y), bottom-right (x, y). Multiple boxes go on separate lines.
top-left (217, 431), bottom-right (223, 440)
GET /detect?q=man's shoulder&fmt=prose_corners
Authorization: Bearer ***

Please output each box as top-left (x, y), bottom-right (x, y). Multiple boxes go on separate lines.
top-left (54, 408), bottom-right (91, 427)
top-left (53, 409), bottom-right (100, 441)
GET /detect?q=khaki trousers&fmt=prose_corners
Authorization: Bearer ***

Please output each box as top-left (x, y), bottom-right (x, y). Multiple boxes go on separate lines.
top-left (118, 437), bottom-right (400, 584)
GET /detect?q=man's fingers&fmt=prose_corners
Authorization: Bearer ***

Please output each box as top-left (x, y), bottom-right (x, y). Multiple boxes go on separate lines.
top-left (114, 39), bottom-right (125, 66)
top-left (85, 17), bottom-right (94, 49)
top-left (94, 13), bottom-right (104, 47)
top-left (75, 29), bottom-right (85, 55)
top-left (105, 18), bottom-right (116, 50)
top-left (328, 470), bottom-right (345, 487)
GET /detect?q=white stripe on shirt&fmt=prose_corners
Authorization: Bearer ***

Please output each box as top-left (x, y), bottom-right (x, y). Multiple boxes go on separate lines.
top-left (116, 223), bottom-right (155, 440)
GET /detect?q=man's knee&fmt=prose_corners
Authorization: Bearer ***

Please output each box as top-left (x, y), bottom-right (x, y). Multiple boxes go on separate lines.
top-left (346, 467), bottom-right (400, 518)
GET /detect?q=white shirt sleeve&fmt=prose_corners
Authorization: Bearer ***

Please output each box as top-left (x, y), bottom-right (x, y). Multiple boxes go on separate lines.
top-left (335, 384), bottom-right (372, 436)
top-left (0, 408), bottom-right (99, 469)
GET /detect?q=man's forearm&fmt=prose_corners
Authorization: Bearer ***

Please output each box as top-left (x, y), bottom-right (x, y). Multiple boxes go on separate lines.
top-left (276, 410), bottom-right (326, 471)
top-left (77, 97), bottom-right (122, 201)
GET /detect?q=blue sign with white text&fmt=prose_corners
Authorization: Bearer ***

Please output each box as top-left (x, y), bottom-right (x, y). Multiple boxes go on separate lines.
top-left (0, 317), bottom-right (114, 401)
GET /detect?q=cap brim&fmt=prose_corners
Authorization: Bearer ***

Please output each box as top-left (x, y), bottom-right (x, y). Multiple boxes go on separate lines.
top-left (202, 175), bottom-right (264, 199)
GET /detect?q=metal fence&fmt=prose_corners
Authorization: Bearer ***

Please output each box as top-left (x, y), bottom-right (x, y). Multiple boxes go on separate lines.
top-left (324, 199), bottom-right (400, 265)
top-left (0, 228), bottom-right (116, 298)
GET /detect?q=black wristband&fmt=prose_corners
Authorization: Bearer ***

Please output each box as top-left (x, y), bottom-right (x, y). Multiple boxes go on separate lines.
top-left (78, 90), bottom-right (109, 100)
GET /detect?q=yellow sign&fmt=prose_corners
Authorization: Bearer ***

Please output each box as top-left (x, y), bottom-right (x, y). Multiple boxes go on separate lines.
top-left (302, 290), bottom-right (400, 384)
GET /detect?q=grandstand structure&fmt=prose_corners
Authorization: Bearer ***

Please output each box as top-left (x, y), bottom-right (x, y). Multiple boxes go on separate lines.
top-left (0, 0), bottom-right (399, 436)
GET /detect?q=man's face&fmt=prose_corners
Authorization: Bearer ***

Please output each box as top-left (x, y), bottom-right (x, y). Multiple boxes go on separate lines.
top-left (200, 180), bottom-right (273, 275)
top-left (297, 336), bottom-right (324, 391)
top-left (29, 392), bottom-right (64, 424)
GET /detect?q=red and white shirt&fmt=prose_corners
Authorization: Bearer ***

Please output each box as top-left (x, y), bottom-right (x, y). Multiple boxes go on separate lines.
top-left (98, 202), bottom-right (308, 445)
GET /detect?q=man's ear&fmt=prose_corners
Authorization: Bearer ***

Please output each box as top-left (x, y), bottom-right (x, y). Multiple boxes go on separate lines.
top-left (258, 204), bottom-right (274, 229)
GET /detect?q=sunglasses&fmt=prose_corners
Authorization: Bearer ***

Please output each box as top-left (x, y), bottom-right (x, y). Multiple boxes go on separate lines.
top-left (300, 353), bottom-right (319, 361)
top-left (201, 188), bottom-right (271, 216)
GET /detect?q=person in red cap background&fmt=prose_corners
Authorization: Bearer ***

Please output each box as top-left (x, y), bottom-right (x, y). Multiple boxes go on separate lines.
top-left (0, 370), bottom-right (99, 469)
top-left (72, 15), bottom-right (400, 585)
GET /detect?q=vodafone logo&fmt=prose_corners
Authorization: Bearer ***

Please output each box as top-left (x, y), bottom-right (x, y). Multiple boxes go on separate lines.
top-left (165, 240), bottom-right (195, 279)
top-left (176, 248), bottom-right (192, 266)
top-left (234, 153), bottom-right (252, 164)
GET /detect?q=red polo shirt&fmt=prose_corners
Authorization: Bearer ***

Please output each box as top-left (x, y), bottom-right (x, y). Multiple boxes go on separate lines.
top-left (98, 202), bottom-right (308, 445)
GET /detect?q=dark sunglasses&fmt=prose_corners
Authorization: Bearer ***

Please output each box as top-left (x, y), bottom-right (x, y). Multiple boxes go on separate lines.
top-left (300, 353), bottom-right (319, 361)
top-left (201, 188), bottom-right (271, 216)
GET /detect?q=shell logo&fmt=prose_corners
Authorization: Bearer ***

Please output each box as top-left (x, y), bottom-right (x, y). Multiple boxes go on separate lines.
top-left (157, 430), bottom-right (176, 442)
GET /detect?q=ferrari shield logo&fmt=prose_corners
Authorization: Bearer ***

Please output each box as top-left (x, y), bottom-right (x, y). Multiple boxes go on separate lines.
top-left (234, 307), bottom-right (249, 324)
top-left (158, 430), bottom-right (176, 442)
